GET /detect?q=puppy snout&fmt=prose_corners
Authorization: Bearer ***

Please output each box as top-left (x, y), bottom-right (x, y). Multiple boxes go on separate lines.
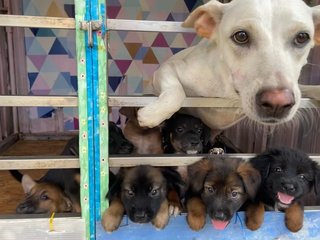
top-left (256, 88), bottom-right (295, 119)
top-left (213, 210), bottom-right (227, 221)
top-left (134, 210), bottom-right (147, 222)
top-left (282, 183), bottom-right (296, 194)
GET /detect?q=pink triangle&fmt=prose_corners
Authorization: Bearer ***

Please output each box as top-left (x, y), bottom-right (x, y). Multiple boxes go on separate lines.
top-left (182, 33), bottom-right (197, 46)
top-left (115, 60), bottom-right (132, 74)
top-left (29, 55), bottom-right (47, 71)
top-left (107, 6), bottom-right (121, 19)
top-left (152, 33), bottom-right (169, 47)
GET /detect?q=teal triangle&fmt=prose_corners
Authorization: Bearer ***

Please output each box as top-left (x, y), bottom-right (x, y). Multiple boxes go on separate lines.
top-left (35, 28), bottom-right (56, 37)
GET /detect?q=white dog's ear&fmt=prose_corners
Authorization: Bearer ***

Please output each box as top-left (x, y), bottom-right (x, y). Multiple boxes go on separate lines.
top-left (182, 0), bottom-right (225, 39)
top-left (313, 5), bottom-right (320, 45)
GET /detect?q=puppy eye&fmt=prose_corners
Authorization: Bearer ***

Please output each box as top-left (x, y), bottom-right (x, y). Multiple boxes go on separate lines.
top-left (126, 190), bottom-right (134, 196)
top-left (299, 174), bottom-right (306, 181)
top-left (232, 30), bottom-right (250, 45)
top-left (40, 194), bottom-right (49, 201)
top-left (205, 185), bottom-right (215, 193)
top-left (293, 32), bottom-right (310, 47)
top-left (150, 189), bottom-right (159, 196)
top-left (176, 127), bottom-right (184, 133)
top-left (231, 191), bottom-right (239, 198)
top-left (197, 129), bottom-right (202, 134)
top-left (273, 167), bottom-right (282, 172)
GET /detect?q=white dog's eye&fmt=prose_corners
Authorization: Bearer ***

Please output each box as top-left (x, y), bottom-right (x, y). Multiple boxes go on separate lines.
top-left (232, 30), bottom-right (250, 45)
top-left (293, 32), bottom-right (310, 47)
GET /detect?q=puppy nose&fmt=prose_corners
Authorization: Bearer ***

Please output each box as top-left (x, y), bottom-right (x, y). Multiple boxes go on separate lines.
top-left (282, 183), bottom-right (296, 193)
top-left (256, 88), bottom-right (295, 118)
top-left (214, 211), bottom-right (227, 221)
top-left (134, 210), bottom-right (146, 219)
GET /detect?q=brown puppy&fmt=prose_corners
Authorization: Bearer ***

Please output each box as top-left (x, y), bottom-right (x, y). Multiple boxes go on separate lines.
top-left (13, 173), bottom-right (79, 214)
top-left (101, 165), bottom-right (184, 232)
top-left (186, 157), bottom-right (261, 231)
top-left (246, 147), bottom-right (320, 232)
top-left (119, 107), bottom-right (163, 154)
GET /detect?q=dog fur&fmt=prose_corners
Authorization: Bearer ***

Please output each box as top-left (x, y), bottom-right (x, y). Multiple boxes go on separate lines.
top-left (101, 165), bottom-right (184, 232)
top-left (246, 147), bottom-right (320, 232)
top-left (137, 0), bottom-right (320, 130)
top-left (186, 157), bottom-right (261, 231)
top-left (162, 113), bottom-right (211, 154)
top-left (120, 107), bottom-right (163, 154)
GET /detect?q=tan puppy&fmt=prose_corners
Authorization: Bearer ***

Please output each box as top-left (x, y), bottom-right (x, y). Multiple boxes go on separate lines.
top-left (120, 107), bottom-right (163, 154)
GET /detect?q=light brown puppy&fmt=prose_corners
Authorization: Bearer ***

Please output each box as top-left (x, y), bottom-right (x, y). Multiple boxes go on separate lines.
top-left (120, 107), bottom-right (163, 154)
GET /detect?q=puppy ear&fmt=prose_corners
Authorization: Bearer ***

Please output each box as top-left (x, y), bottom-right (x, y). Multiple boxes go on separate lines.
top-left (188, 158), bottom-right (212, 193)
top-left (160, 167), bottom-right (186, 196)
top-left (237, 162), bottom-right (261, 199)
top-left (182, 0), bottom-right (225, 39)
top-left (313, 5), bottom-right (320, 45)
top-left (21, 174), bottom-right (37, 194)
top-left (61, 194), bottom-right (73, 212)
top-left (201, 123), bottom-right (211, 147)
top-left (249, 154), bottom-right (271, 181)
top-left (314, 165), bottom-right (320, 195)
top-left (107, 169), bottom-right (127, 200)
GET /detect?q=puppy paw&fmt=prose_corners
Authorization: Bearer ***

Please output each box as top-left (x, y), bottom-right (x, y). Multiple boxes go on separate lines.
top-left (169, 203), bottom-right (181, 217)
top-left (101, 199), bottom-right (125, 232)
top-left (186, 197), bottom-right (206, 231)
top-left (152, 200), bottom-right (170, 229)
top-left (285, 203), bottom-right (303, 232)
top-left (245, 202), bottom-right (265, 231)
top-left (187, 212), bottom-right (206, 231)
top-left (101, 208), bottom-right (123, 232)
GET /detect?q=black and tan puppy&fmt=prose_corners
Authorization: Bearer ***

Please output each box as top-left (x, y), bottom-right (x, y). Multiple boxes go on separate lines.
top-left (162, 113), bottom-right (211, 154)
top-left (246, 147), bottom-right (320, 232)
top-left (101, 165), bottom-right (184, 232)
top-left (186, 157), bottom-right (261, 231)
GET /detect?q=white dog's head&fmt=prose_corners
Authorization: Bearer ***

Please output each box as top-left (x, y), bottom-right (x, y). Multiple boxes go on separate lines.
top-left (183, 0), bottom-right (320, 125)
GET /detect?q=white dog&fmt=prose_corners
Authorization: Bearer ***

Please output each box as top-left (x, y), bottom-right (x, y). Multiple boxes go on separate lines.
top-left (138, 0), bottom-right (320, 130)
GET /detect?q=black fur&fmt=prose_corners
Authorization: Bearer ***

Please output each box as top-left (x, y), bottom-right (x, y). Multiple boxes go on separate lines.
top-left (250, 147), bottom-right (320, 209)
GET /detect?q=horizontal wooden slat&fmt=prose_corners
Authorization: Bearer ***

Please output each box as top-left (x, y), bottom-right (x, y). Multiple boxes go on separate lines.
top-left (0, 95), bottom-right (319, 108)
top-left (108, 96), bottom-right (320, 108)
top-left (0, 15), bottom-right (192, 33)
top-left (0, 217), bottom-right (84, 240)
top-left (1, 154), bottom-right (320, 169)
top-left (0, 96), bottom-right (78, 107)
top-left (0, 156), bottom-right (79, 169)
top-left (107, 19), bottom-right (193, 32)
top-left (0, 14), bottom-right (75, 29)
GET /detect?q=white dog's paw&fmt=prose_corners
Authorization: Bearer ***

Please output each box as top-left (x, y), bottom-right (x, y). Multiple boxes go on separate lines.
top-left (137, 105), bottom-right (167, 128)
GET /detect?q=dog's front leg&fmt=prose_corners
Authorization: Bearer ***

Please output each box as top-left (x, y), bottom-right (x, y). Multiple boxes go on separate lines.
top-left (167, 189), bottom-right (182, 217)
top-left (186, 197), bottom-right (206, 231)
top-left (101, 198), bottom-right (125, 232)
top-left (152, 199), bottom-right (170, 229)
top-left (138, 64), bottom-right (186, 128)
top-left (284, 202), bottom-right (304, 232)
top-left (299, 84), bottom-right (320, 101)
top-left (245, 201), bottom-right (265, 231)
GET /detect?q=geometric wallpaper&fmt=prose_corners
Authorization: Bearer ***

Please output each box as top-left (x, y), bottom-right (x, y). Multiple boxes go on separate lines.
top-left (22, 0), bottom-right (204, 131)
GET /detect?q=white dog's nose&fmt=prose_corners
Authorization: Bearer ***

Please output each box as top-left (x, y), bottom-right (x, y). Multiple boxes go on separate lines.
top-left (256, 88), bottom-right (295, 119)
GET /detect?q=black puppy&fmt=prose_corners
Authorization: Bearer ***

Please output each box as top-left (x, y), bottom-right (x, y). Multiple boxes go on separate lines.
top-left (61, 122), bottom-right (134, 155)
top-left (246, 147), bottom-right (320, 232)
top-left (162, 113), bottom-right (211, 154)
top-left (101, 165), bottom-right (185, 232)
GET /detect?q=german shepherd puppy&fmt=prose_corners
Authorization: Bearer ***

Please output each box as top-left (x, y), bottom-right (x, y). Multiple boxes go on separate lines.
top-left (186, 157), bottom-right (261, 231)
top-left (246, 147), bottom-right (320, 232)
top-left (101, 165), bottom-right (185, 232)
